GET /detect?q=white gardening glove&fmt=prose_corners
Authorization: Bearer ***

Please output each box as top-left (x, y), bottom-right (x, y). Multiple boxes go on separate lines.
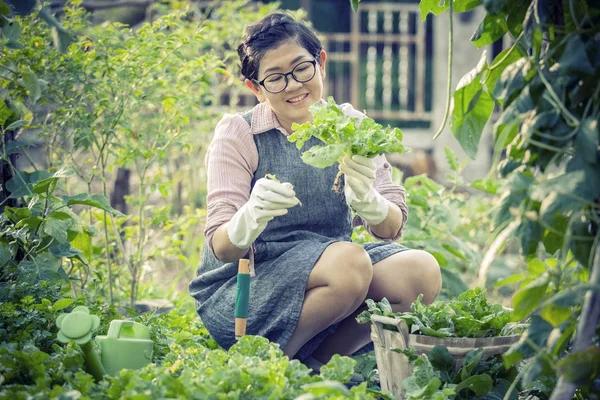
top-left (227, 177), bottom-right (299, 249)
top-left (340, 155), bottom-right (389, 226)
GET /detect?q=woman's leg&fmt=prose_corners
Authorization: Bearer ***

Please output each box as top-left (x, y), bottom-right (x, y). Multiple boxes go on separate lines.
top-left (310, 249), bottom-right (442, 362)
top-left (282, 242), bottom-right (373, 358)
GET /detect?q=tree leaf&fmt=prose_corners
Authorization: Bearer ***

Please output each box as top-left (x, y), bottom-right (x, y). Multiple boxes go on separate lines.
top-left (3, 20), bottom-right (21, 41)
top-left (511, 273), bottom-right (549, 320)
top-left (451, 53), bottom-right (494, 159)
top-left (64, 194), bottom-right (124, 216)
top-left (471, 13), bottom-right (508, 48)
top-left (575, 118), bottom-right (598, 164)
top-left (43, 216), bottom-right (72, 243)
top-left (5, 119), bottom-right (30, 131)
top-left (444, 146), bottom-right (460, 172)
top-left (21, 68), bottom-right (41, 104)
top-left (350, 0), bottom-right (360, 13)
top-left (52, 298), bottom-right (74, 311)
top-left (453, 0), bottom-right (482, 13)
top-left (419, 0), bottom-right (449, 21)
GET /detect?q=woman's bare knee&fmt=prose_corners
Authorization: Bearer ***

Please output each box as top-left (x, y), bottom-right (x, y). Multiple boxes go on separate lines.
top-left (308, 242), bottom-right (372, 301)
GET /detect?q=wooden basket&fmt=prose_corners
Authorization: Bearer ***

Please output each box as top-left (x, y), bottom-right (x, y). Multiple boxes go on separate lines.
top-left (370, 314), bottom-right (521, 400)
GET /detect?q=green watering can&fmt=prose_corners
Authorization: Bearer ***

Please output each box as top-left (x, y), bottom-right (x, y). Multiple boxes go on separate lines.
top-left (56, 306), bottom-right (154, 381)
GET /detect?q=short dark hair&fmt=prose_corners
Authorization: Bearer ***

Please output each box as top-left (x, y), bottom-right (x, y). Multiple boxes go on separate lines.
top-left (237, 12), bottom-right (323, 82)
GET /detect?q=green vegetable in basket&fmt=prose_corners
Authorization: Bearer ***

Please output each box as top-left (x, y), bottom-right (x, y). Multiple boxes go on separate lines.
top-left (358, 287), bottom-right (517, 338)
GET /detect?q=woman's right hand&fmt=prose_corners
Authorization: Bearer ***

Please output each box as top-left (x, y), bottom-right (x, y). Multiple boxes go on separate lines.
top-left (227, 177), bottom-right (300, 249)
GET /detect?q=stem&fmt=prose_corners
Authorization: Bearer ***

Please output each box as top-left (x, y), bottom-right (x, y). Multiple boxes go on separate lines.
top-left (538, 69), bottom-right (579, 125)
top-left (432, 1), bottom-right (453, 140)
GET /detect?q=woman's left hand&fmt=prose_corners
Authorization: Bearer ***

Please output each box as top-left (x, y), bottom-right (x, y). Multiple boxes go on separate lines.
top-left (340, 155), bottom-right (389, 225)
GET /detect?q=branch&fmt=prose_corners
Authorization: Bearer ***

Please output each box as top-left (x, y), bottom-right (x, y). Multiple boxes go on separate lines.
top-left (550, 241), bottom-right (600, 400)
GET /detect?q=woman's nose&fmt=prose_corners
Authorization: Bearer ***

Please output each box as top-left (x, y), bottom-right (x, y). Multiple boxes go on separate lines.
top-left (285, 77), bottom-right (303, 92)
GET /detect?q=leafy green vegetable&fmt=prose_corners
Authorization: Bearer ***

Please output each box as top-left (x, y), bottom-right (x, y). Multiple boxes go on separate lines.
top-left (289, 97), bottom-right (407, 190)
top-left (401, 346), bottom-right (517, 400)
top-left (358, 288), bottom-right (517, 338)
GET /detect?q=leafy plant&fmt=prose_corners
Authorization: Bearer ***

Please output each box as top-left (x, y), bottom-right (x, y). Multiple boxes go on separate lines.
top-left (358, 288), bottom-right (518, 338)
top-left (398, 346), bottom-right (518, 400)
top-left (289, 96), bottom-right (407, 190)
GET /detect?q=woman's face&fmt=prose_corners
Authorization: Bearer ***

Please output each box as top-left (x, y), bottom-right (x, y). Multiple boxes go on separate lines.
top-left (245, 40), bottom-right (327, 128)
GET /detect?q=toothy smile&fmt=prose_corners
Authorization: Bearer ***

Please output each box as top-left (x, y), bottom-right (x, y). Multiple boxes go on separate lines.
top-left (287, 94), bottom-right (309, 103)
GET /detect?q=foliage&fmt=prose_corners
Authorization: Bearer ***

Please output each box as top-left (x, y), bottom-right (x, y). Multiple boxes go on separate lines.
top-left (0, 284), bottom-right (386, 399)
top-left (398, 347), bottom-right (518, 400)
top-left (413, 0), bottom-right (600, 398)
top-left (357, 288), bottom-right (518, 338)
top-left (289, 96), bottom-right (407, 169)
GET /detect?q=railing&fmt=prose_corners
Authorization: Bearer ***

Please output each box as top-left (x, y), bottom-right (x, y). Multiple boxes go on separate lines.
top-left (321, 2), bottom-right (431, 122)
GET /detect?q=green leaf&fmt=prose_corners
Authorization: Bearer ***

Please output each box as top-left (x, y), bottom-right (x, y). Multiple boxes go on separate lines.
top-left (558, 34), bottom-right (594, 76)
top-left (64, 194), bottom-right (124, 216)
top-left (0, 2), bottom-right (10, 15)
top-left (350, 0), bottom-right (360, 13)
top-left (71, 229), bottom-right (93, 260)
top-left (52, 298), bottom-right (74, 311)
top-left (471, 13), bottom-right (508, 48)
top-left (556, 347), bottom-right (600, 386)
top-left (5, 119), bottom-right (30, 131)
top-left (459, 348), bottom-right (484, 380)
top-left (444, 146), bottom-right (460, 172)
top-left (43, 216), bottom-right (72, 243)
top-left (3, 20), bottom-right (21, 41)
top-left (485, 47), bottom-right (526, 95)
top-left (428, 346), bottom-right (456, 383)
top-left (575, 118), bottom-right (598, 164)
top-left (49, 243), bottom-right (82, 258)
top-left (455, 374), bottom-right (493, 396)
top-left (471, 177), bottom-right (499, 194)
top-left (492, 57), bottom-right (530, 107)
top-left (511, 274), bottom-right (549, 320)
top-left (451, 52), bottom-right (494, 159)
top-left (0, 99), bottom-right (12, 126)
top-left (20, 68), bottom-right (41, 104)
top-left (301, 381), bottom-right (350, 396)
top-left (453, 0), bottom-right (481, 13)
top-left (300, 143), bottom-right (346, 169)
top-left (0, 244), bottom-right (12, 266)
top-left (419, 0), bottom-right (449, 21)
top-left (320, 354), bottom-right (356, 383)
top-left (5, 206), bottom-right (30, 223)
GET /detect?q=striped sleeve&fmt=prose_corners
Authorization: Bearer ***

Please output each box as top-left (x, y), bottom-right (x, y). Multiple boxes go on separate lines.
top-left (204, 113), bottom-right (258, 256)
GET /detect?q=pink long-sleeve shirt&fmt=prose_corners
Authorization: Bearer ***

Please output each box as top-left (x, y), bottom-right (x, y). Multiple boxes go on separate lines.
top-left (204, 100), bottom-right (408, 256)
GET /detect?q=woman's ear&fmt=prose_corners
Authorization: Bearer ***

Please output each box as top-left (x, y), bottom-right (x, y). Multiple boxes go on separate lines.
top-left (319, 49), bottom-right (327, 80)
top-left (245, 79), bottom-right (265, 102)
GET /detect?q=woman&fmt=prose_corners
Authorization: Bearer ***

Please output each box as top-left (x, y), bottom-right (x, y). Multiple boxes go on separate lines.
top-left (189, 12), bottom-right (441, 374)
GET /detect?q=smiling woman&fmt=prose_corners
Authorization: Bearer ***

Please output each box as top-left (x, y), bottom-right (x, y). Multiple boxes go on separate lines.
top-left (189, 11), bottom-right (441, 380)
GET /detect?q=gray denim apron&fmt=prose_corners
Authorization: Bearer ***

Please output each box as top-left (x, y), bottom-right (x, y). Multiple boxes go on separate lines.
top-left (189, 109), bottom-right (408, 360)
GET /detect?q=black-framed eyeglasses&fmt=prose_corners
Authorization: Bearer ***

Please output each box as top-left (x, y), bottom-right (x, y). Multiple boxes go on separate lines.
top-left (255, 59), bottom-right (318, 94)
